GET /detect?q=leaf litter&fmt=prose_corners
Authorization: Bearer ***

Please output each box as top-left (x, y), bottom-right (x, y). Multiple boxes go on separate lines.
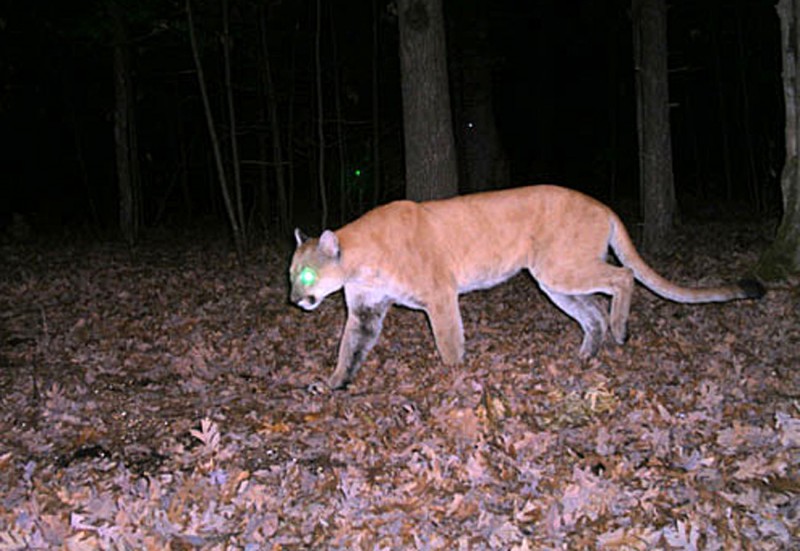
top-left (0, 224), bottom-right (798, 549)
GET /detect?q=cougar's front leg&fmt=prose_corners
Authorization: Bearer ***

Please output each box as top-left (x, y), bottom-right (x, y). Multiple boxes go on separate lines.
top-left (425, 293), bottom-right (465, 365)
top-left (328, 300), bottom-right (390, 390)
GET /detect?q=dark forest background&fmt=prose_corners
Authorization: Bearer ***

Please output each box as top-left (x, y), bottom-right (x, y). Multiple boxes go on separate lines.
top-left (0, 0), bottom-right (784, 243)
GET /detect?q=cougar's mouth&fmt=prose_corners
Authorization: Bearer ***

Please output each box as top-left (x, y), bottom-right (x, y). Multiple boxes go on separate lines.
top-left (297, 295), bottom-right (319, 311)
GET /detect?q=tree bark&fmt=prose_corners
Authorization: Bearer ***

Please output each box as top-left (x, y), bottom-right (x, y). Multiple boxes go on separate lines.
top-left (398, 0), bottom-right (458, 201)
top-left (632, 0), bottom-right (676, 254)
top-left (110, 0), bottom-right (140, 247)
top-left (758, 0), bottom-right (800, 279)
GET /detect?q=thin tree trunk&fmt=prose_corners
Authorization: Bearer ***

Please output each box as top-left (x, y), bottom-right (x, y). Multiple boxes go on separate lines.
top-left (632, 0), bottom-right (676, 254)
top-left (398, 0), bottom-right (458, 201)
top-left (186, 0), bottom-right (245, 261)
top-left (258, 5), bottom-right (289, 236)
top-left (329, 5), bottom-right (347, 224)
top-left (111, 0), bottom-right (140, 247)
top-left (256, 92), bottom-right (269, 233)
top-left (254, 6), bottom-right (269, 236)
top-left (758, 0), bottom-right (800, 278)
top-left (222, 0), bottom-right (246, 245)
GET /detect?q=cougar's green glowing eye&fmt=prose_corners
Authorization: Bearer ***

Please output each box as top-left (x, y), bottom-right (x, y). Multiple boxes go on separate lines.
top-left (298, 267), bottom-right (317, 287)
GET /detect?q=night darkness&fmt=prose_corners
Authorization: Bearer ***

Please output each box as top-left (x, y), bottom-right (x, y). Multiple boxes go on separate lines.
top-left (0, 0), bottom-right (785, 236)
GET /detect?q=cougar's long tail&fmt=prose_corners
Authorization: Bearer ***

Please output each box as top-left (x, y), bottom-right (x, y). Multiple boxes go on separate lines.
top-left (608, 216), bottom-right (765, 303)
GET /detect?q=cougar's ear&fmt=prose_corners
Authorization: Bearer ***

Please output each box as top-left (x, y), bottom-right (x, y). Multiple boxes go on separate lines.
top-left (318, 230), bottom-right (341, 259)
top-left (294, 228), bottom-right (309, 247)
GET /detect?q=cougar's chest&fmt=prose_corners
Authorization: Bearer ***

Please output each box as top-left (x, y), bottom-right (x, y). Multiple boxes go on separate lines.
top-left (344, 263), bottom-right (425, 310)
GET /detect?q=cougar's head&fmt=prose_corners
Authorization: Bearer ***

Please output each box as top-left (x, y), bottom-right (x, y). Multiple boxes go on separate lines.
top-left (289, 229), bottom-right (345, 311)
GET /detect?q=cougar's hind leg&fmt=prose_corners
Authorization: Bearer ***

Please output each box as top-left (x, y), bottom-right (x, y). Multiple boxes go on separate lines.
top-left (575, 294), bottom-right (610, 351)
top-left (537, 260), bottom-right (634, 348)
top-left (540, 286), bottom-right (608, 357)
top-left (603, 265), bottom-right (635, 345)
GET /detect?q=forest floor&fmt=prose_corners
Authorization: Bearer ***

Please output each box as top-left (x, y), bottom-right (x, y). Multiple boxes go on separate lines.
top-left (0, 223), bottom-right (798, 550)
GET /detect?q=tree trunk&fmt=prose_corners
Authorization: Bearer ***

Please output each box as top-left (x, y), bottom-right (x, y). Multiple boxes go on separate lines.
top-left (398, 0), bottom-right (458, 201)
top-left (329, 5), bottom-right (348, 225)
top-left (632, 0), bottom-right (676, 254)
top-left (221, 0), bottom-right (246, 246)
top-left (110, 0), bottom-right (140, 247)
top-left (450, 0), bottom-right (508, 194)
top-left (758, 0), bottom-right (800, 279)
top-left (186, 0), bottom-right (245, 261)
top-left (258, 5), bottom-right (289, 236)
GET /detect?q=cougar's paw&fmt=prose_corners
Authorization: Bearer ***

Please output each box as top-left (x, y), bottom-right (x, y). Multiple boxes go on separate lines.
top-left (578, 337), bottom-right (601, 359)
top-left (610, 322), bottom-right (628, 346)
top-left (307, 381), bottom-right (330, 395)
top-left (327, 374), bottom-right (351, 391)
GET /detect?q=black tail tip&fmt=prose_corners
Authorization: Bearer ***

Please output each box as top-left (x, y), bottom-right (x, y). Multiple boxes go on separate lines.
top-left (738, 279), bottom-right (766, 299)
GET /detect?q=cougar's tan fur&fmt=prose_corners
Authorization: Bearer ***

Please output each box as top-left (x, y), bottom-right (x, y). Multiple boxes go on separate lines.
top-left (290, 185), bottom-right (765, 389)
